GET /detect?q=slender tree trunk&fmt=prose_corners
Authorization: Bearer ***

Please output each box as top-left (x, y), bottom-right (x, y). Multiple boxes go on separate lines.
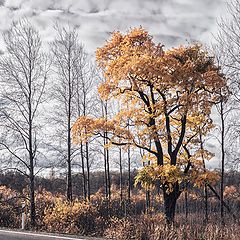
top-left (220, 98), bottom-right (225, 224)
top-left (28, 76), bottom-right (36, 228)
top-left (102, 101), bottom-right (111, 200)
top-left (66, 52), bottom-right (72, 201)
top-left (103, 134), bottom-right (108, 199)
top-left (106, 141), bottom-right (111, 200)
top-left (80, 142), bottom-right (87, 199)
top-left (127, 146), bottom-right (131, 203)
top-left (104, 103), bottom-right (111, 200)
top-left (29, 158), bottom-right (36, 228)
top-left (66, 113), bottom-right (72, 201)
top-left (200, 131), bottom-right (208, 222)
top-left (66, 158), bottom-right (72, 201)
top-left (85, 141), bottom-right (90, 201)
top-left (80, 91), bottom-right (90, 201)
top-left (119, 147), bottom-right (123, 204)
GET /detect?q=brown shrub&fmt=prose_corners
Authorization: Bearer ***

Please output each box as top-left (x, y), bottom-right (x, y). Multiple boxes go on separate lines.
top-left (0, 204), bottom-right (20, 228)
top-left (43, 199), bottom-right (104, 235)
top-left (0, 185), bottom-right (21, 228)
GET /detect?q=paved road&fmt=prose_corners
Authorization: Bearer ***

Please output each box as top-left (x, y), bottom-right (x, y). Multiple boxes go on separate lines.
top-left (0, 229), bottom-right (102, 240)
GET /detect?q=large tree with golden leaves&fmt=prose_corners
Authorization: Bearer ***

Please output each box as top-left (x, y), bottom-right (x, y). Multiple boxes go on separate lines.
top-left (72, 28), bottom-right (227, 223)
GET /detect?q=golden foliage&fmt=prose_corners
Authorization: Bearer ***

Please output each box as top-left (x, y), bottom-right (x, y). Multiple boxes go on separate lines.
top-left (73, 27), bottom-right (228, 192)
top-left (135, 162), bottom-right (220, 192)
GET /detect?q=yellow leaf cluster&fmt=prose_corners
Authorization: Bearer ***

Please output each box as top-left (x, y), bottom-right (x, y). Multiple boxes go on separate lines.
top-left (135, 164), bottom-right (183, 192)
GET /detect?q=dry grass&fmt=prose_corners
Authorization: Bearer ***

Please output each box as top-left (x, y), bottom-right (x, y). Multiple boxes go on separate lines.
top-left (104, 216), bottom-right (240, 240)
top-left (154, 223), bottom-right (239, 240)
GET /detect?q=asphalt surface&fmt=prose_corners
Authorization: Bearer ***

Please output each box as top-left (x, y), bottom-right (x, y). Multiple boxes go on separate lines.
top-left (0, 230), bottom-right (103, 240)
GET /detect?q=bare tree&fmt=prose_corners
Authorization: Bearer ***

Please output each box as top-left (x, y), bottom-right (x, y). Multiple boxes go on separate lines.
top-left (50, 24), bottom-right (85, 201)
top-left (74, 54), bottom-right (97, 201)
top-left (0, 19), bottom-right (49, 227)
top-left (215, 1), bottom-right (240, 222)
top-left (213, 40), bottom-right (233, 223)
top-left (213, 86), bottom-right (231, 224)
top-left (217, 0), bottom-right (240, 75)
top-left (50, 24), bottom-right (97, 201)
top-left (216, 0), bottom-right (240, 168)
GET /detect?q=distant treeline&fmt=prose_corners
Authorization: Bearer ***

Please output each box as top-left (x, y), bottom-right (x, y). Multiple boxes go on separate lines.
top-left (0, 170), bottom-right (138, 196)
top-left (0, 169), bottom-right (239, 197)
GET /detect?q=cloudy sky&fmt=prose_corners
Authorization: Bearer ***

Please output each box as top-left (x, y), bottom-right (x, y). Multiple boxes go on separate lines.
top-left (0, 0), bottom-right (229, 169)
top-left (0, 0), bottom-right (228, 54)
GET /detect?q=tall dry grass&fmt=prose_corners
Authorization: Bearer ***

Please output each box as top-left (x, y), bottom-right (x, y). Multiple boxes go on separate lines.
top-left (104, 215), bottom-right (239, 240)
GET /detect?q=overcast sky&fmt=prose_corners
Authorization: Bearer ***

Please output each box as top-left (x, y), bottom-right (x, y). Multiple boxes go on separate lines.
top-left (0, 0), bottom-right (230, 169)
top-left (0, 0), bottom-right (228, 54)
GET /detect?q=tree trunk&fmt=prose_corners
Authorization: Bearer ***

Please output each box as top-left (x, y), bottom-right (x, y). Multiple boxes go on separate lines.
top-left (66, 158), bottom-right (72, 201)
top-left (163, 184), bottom-right (180, 224)
top-left (66, 104), bottom-right (72, 201)
top-left (28, 86), bottom-right (36, 228)
top-left (102, 101), bottom-right (110, 201)
top-left (66, 110), bottom-right (72, 201)
top-left (127, 146), bottom-right (131, 203)
top-left (103, 133), bottom-right (108, 199)
top-left (106, 145), bottom-right (111, 200)
top-left (220, 98), bottom-right (225, 224)
top-left (66, 102), bottom-right (72, 201)
top-left (85, 141), bottom-right (90, 201)
top-left (146, 189), bottom-right (150, 213)
top-left (80, 142), bottom-right (87, 199)
top-left (119, 148), bottom-right (123, 204)
top-left (66, 44), bottom-right (72, 202)
top-left (29, 165), bottom-right (36, 228)
top-left (200, 131), bottom-right (208, 223)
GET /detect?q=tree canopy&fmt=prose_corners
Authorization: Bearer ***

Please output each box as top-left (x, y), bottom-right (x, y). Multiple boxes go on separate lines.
top-left (72, 27), bottom-right (228, 222)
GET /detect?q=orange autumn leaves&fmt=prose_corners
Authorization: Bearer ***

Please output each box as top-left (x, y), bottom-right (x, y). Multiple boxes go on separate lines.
top-left (72, 27), bottom-right (227, 192)
top-left (96, 27), bottom-right (165, 100)
top-left (96, 27), bottom-right (225, 106)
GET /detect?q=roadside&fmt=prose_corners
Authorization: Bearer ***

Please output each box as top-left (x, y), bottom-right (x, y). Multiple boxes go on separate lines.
top-left (0, 229), bottom-right (105, 240)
